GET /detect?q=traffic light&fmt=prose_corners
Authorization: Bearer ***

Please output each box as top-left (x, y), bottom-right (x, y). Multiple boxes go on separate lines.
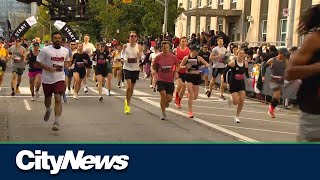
top-left (16, 0), bottom-right (42, 6)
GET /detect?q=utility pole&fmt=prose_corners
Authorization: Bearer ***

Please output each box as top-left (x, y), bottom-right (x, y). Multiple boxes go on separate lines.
top-left (286, 0), bottom-right (296, 48)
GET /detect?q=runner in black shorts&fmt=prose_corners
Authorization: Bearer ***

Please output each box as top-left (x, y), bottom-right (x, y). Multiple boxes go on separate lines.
top-left (71, 43), bottom-right (91, 100)
top-left (93, 42), bottom-right (111, 101)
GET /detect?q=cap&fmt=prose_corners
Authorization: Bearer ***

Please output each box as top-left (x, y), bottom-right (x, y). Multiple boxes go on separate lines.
top-left (15, 38), bottom-right (22, 42)
top-left (189, 44), bottom-right (200, 51)
top-left (33, 42), bottom-right (40, 46)
top-left (278, 48), bottom-right (290, 57)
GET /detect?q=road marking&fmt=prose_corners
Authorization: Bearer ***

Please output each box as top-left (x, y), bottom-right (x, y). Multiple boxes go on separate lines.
top-left (139, 97), bottom-right (259, 143)
top-left (23, 99), bottom-right (31, 111)
top-left (181, 111), bottom-right (298, 125)
top-left (216, 124), bottom-right (296, 135)
top-left (191, 105), bottom-right (299, 117)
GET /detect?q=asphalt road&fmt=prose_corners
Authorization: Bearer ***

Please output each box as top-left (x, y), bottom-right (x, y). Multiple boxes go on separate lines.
top-left (0, 67), bottom-right (299, 142)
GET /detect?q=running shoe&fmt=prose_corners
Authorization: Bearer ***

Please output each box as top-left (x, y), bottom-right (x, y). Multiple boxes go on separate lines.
top-left (35, 91), bottom-right (40, 98)
top-left (234, 116), bottom-right (240, 123)
top-left (205, 90), bottom-right (209, 95)
top-left (160, 113), bottom-right (166, 120)
top-left (107, 90), bottom-right (111, 96)
top-left (63, 94), bottom-right (68, 103)
top-left (188, 112), bottom-right (194, 118)
top-left (121, 82), bottom-right (125, 87)
top-left (219, 95), bottom-right (226, 100)
top-left (153, 88), bottom-right (156, 92)
top-left (268, 105), bottom-right (275, 118)
top-left (44, 108), bottom-right (52, 122)
top-left (52, 122), bottom-right (59, 131)
top-left (149, 85), bottom-right (153, 88)
top-left (124, 100), bottom-right (131, 114)
top-left (16, 87), bottom-right (20, 93)
top-left (207, 91), bottom-right (211, 98)
top-left (99, 96), bottom-right (103, 101)
top-left (67, 89), bottom-right (71, 95)
top-left (11, 91), bottom-right (15, 96)
top-left (84, 86), bottom-right (88, 93)
top-left (73, 94), bottom-right (78, 100)
top-left (96, 83), bottom-right (98, 87)
top-left (31, 96), bottom-right (35, 101)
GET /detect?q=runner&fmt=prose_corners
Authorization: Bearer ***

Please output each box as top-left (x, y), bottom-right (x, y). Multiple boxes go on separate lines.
top-left (36, 31), bottom-right (70, 131)
top-left (26, 42), bottom-right (42, 101)
top-left (262, 48), bottom-right (290, 118)
top-left (285, 4), bottom-right (320, 141)
top-left (152, 41), bottom-right (180, 120)
top-left (92, 42), bottom-right (100, 87)
top-left (207, 37), bottom-right (228, 99)
top-left (224, 48), bottom-right (250, 123)
top-left (150, 46), bottom-right (161, 92)
top-left (0, 40), bottom-right (8, 91)
top-left (8, 38), bottom-right (27, 96)
top-left (180, 45), bottom-right (210, 118)
top-left (112, 44), bottom-right (123, 88)
top-left (66, 41), bottom-right (78, 95)
top-left (122, 31), bottom-right (144, 114)
top-left (93, 42), bottom-right (111, 101)
top-left (82, 34), bottom-right (96, 93)
top-left (198, 44), bottom-right (211, 93)
top-left (173, 37), bottom-right (189, 109)
top-left (71, 43), bottom-right (91, 100)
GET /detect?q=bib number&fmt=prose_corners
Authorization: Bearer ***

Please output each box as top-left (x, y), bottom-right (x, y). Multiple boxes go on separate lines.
top-left (128, 58), bottom-right (137, 63)
top-left (98, 59), bottom-right (106, 64)
top-left (53, 64), bottom-right (63, 72)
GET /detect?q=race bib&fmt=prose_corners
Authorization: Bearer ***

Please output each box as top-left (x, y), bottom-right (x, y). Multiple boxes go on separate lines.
top-left (53, 64), bottom-right (63, 72)
top-left (77, 62), bottom-right (85, 67)
top-left (98, 59), bottom-right (106, 64)
top-left (32, 63), bottom-right (40, 69)
top-left (14, 57), bottom-right (22, 63)
top-left (161, 66), bottom-right (172, 73)
top-left (235, 74), bottom-right (245, 80)
top-left (128, 58), bottom-right (137, 63)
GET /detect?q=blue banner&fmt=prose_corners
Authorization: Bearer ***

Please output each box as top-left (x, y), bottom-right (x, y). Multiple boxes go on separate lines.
top-left (0, 144), bottom-right (319, 180)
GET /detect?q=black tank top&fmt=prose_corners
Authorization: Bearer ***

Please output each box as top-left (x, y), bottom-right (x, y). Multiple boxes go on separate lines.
top-left (187, 55), bottom-right (200, 71)
top-left (231, 60), bottom-right (246, 81)
top-left (297, 49), bottom-right (320, 114)
top-left (28, 50), bottom-right (41, 72)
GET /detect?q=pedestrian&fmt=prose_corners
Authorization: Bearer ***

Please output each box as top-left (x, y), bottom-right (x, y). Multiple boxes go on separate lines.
top-left (152, 41), bottom-right (180, 120)
top-left (37, 31), bottom-right (70, 131)
top-left (285, 4), bottom-right (320, 142)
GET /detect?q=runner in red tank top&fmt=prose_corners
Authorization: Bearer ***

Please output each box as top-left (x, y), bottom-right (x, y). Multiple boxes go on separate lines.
top-left (173, 37), bottom-right (189, 109)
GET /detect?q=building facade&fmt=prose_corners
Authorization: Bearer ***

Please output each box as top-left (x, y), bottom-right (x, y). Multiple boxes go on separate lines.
top-left (175, 0), bottom-right (320, 47)
top-left (0, 0), bottom-right (33, 39)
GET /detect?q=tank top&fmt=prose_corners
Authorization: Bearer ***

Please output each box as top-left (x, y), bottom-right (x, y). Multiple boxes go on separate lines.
top-left (187, 55), bottom-right (200, 71)
top-left (297, 49), bottom-right (320, 114)
top-left (113, 51), bottom-right (122, 67)
top-left (231, 60), bottom-right (246, 81)
top-left (28, 50), bottom-right (41, 72)
top-left (123, 43), bottom-right (140, 71)
top-left (176, 47), bottom-right (190, 74)
top-left (271, 57), bottom-right (286, 77)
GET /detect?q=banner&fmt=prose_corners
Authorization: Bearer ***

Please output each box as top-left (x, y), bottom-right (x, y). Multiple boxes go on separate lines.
top-left (0, 144), bottom-right (319, 179)
top-left (10, 16), bottom-right (37, 42)
top-left (54, 21), bottom-right (78, 41)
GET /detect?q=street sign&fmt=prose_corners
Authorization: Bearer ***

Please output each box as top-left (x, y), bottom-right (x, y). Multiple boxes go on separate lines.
top-left (122, 0), bottom-right (133, 4)
top-left (283, 8), bottom-right (289, 17)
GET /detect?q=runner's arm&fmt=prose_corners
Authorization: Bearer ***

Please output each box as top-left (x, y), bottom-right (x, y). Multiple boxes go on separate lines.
top-left (180, 56), bottom-right (188, 69)
top-left (285, 33), bottom-right (320, 80)
top-left (199, 56), bottom-right (210, 68)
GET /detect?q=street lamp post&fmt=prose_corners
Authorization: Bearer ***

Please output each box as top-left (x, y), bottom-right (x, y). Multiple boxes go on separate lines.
top-left (155, 0), bottom-right (168, 40)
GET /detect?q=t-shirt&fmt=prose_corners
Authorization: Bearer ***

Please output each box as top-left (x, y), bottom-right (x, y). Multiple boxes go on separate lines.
top-left (211, 46), bottom-right (227, 68)
top-left (153, 52), bottom-right (179, 83)
top-left (150, 52), bottom-right (161, 62)
top-left (37, 45), bottom-right (70, 84)
top-left (0, 48), bottom-right (7, 60)
top-left (73, 53), bottom-right (91, 70)
top-left (83, 42), bottom-right (96, 56)
top-left (9, 45), bottom-right (27, 68)
top-left (198, 50), bottom-right (210, 63)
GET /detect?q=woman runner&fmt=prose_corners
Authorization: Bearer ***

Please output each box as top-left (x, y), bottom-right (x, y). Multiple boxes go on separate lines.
top-left (27, 42), bottom-right (42, 101)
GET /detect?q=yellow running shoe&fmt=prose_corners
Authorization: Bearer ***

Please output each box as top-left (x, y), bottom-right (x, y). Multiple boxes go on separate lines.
top-left (124, 100), bottom-right (130, 114)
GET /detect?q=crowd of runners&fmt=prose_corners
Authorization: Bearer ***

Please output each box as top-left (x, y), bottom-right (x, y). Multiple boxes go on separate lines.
top-left (0, 4), bottom-right (319, 142)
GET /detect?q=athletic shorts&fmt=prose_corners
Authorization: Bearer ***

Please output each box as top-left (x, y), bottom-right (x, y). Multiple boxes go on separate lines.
top-left (12, 67), bottom-right (25, 76)
top-left (200, 67), bottom-right (209, 75)
top-left (178, 73), bottom-right (186, 82)
top-left (42, 81), bottom-right (65, 97)
top-left (123, 69), bottom-right (139, 84)
top-left (28, 71), bottom-right (42, 78)
top-left (73, 69), bottom-right (86, 79)
top-left (298, 112), bottom-right (320, 142)
top-left (64, 68), bottom-right (73, 78)
top-left (229, 80), bottom-right (246, 93)
top-left (185, 74), bottom-right (202, 86)
top-left (113, 66), bottom-right (122, 77)
top-left (269, 78), bottom-right (284, 91)
top-left (157, 81), bottom-right (174, 95)
top-left (212, 68), bottom-right (227, 83)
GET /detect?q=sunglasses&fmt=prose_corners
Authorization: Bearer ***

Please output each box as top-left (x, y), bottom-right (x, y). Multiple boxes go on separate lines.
top-left (130, 35), bottom-right (137, 37)
top-left (203, 47), bottom-right (208, 48)
top-left (70, 44), bottom-right (76, 45)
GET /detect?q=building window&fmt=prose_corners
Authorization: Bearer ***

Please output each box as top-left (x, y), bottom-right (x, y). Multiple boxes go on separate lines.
top-left (219, 0), bottom-right (224, 5)
top-left (207, 0), bottom-right (212, 6)
top-left (279, 19), bottom-right (287, 46)
top-left (217, 17), bottom-right (223, 32)
top-left (218, 0), bottom-right (224, 9)
top-left (206, 17), bottom-right (211, 32)
top-left (261, 20), bottom-right (267, 42)
top-left (231, 0), bottom-right (237, 9)
top-left (188, 0), bottom-right (192, 9)
top-left (198, 0), bottom-right (201, 7)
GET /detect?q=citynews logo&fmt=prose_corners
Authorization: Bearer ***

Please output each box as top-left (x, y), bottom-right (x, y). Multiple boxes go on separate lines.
top-left (16, 150), bottom-right (129, 175)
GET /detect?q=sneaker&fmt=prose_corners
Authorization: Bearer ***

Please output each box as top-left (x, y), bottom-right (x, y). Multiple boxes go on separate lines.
top-left (35, 91), bottom-right (40, 98)
top-left (207, 91), bottom-right (211, 98)
top-left (160, 113), bottom-right (166, 120)
top-left (219, 95), bottom-right (226, 100)
top-left (73, 94), bottom-right (78, 100)
top-left (99, 96), bottom-right (103, 101)
top-left (268, 105), bottom-right (275, 118)
top-left (153, 88), bottom-right (156, 92)
top-left (52, 122), bottom-right (59, 131)
top-left (11, 91), bottom-right (15, 96)
top-left (44, 108), bottom-right (52, 122)
top-left (188, 112), bottom-right (194, 118)
top-left (67, 89), bottom-right (71, 95)
top-left (118, 85), bottom-right (121, 88)
top-left (63, 94), bottom-right (68, 103)
top-left (150, 85), bottom-right (153, 88)
top-left (124, 100), bottom-right (131, 114)
top-left (16, 87), bottom-right (20, 93)
top-left (84, 86), bottom-right (88, 93)
top-left (234, 116), bottom-right (240, 123)
top-left (31, 96), bottom-right (35, 101)
top-left (107, 90), bottom-right (111, 96)
top-left (205, 90), bottom-right (209, 95)
top-left (121, 82), bottom-right (125, 87)
top-left (96, 83), bottom-right (98, 87)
